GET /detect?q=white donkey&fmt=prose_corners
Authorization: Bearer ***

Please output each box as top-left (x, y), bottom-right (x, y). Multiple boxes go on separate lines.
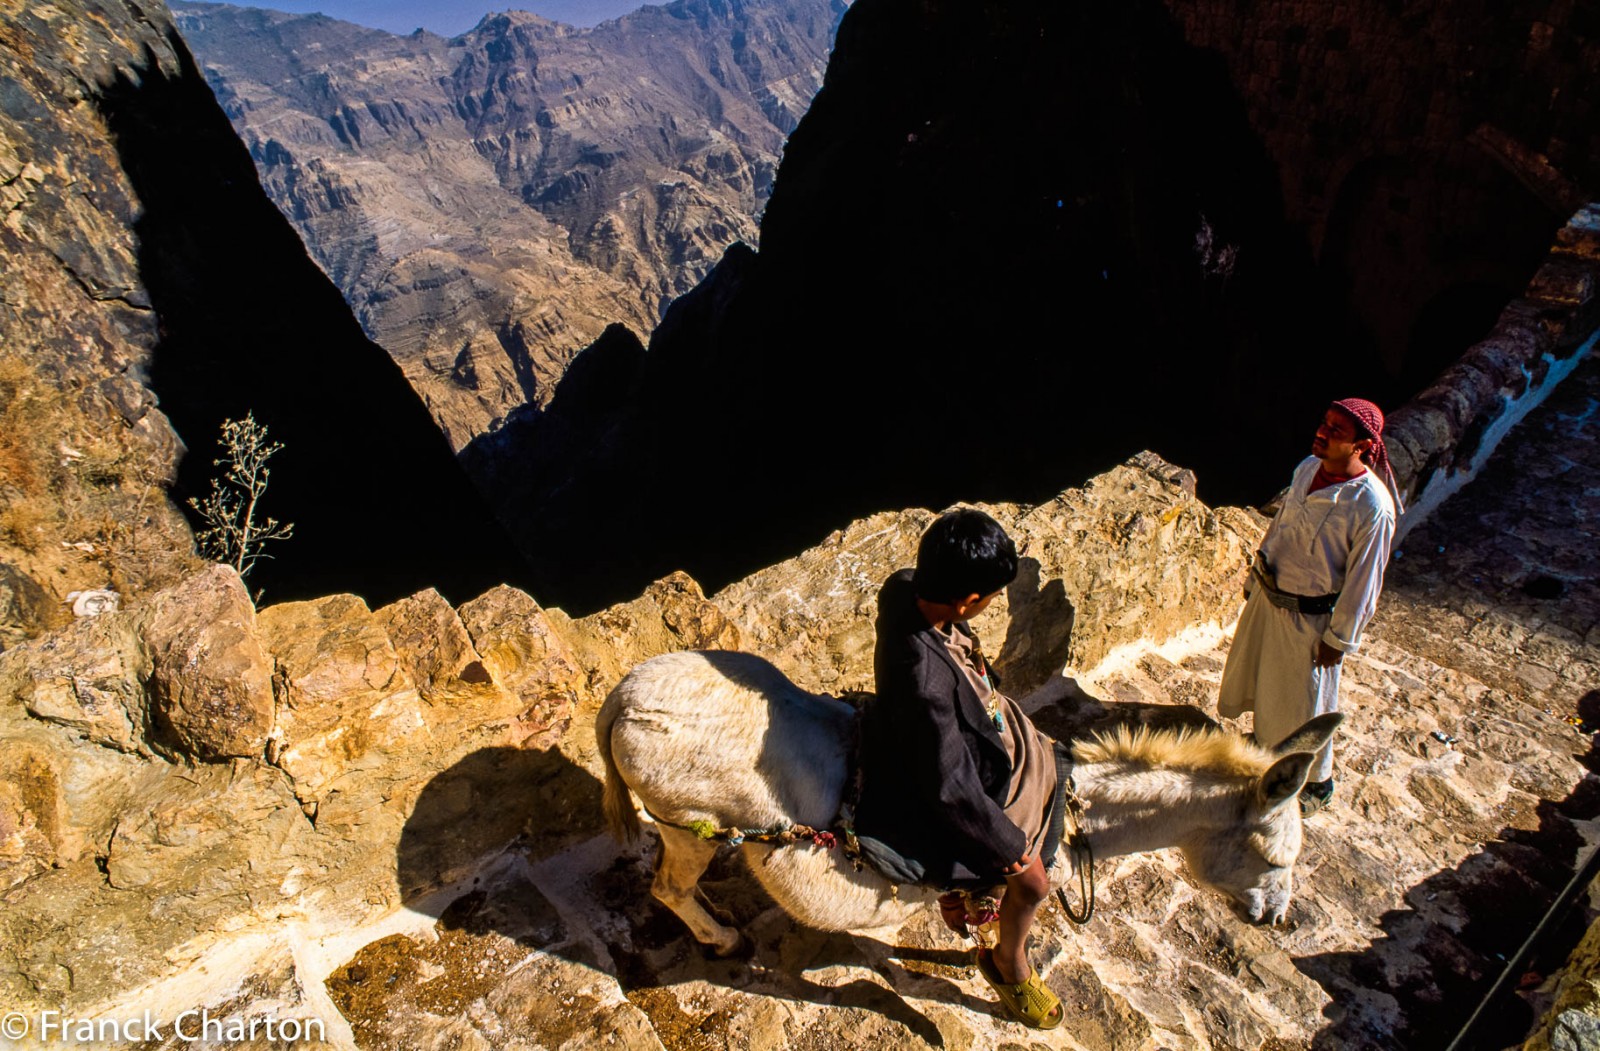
top-left (598, 650), bottom-right (1338, 955)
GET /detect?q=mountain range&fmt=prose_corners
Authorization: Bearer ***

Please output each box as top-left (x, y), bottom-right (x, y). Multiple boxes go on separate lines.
top-left (172, 0), bottom-right (846, 449)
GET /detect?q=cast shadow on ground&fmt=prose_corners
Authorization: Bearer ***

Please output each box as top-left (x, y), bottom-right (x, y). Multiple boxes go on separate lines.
top-left (1292, 691), bottom-right (1600, 1051)
top-left (387, 744), bottom-right (988, 1046)
top-left (380, 668), bottom-right (1240, 1045)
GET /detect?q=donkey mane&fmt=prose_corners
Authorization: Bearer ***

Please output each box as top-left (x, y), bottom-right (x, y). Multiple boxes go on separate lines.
top-left (1075, 724), bottom-right (1273, 779)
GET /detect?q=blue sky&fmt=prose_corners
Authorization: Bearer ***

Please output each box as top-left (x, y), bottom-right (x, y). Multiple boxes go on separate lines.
top-left (211, 1), bottom-right (648, 34)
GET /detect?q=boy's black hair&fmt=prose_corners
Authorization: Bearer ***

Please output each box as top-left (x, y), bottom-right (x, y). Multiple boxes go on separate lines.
top-left (912, 508), bottom-right (1018, 603)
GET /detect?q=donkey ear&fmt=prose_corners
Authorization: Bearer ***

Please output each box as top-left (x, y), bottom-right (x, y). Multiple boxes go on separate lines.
top-left (1258, 752), bottom-right (1314, 809)
top-left (1273, 712), bottom-right (1343, 757)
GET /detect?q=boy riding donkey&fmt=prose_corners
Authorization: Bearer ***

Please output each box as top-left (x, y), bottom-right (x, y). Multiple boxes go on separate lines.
top-left (854, 509), bottom-right (1068, 1029)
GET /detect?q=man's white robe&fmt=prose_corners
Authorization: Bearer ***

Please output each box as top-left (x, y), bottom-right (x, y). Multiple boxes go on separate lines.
top-left (1218, 456), bottom-right (1396, 781)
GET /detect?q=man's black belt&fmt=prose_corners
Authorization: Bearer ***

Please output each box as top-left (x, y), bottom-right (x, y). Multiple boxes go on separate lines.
top-left (1251, 561), bottom-right (1339, 615)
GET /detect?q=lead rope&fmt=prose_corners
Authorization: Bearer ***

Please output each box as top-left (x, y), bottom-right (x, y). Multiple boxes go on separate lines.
top-left (1055, 793), bottom-right (1095, 925)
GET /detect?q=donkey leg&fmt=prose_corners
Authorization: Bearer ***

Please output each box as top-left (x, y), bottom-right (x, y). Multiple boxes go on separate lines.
top-left (651, 825), bottom-right (743, 956)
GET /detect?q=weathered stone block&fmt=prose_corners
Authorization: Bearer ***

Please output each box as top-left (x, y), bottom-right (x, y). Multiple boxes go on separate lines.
top-left (257, 594), bottom-right (418, 801)
top-left (259, 593), bottom-right (410, 707)
top-left (2, 608), bottom-right (151, 753)
top-left (143, 565), bottom-right (274, 759)
top-left (457, 585), bottom-right (584, 746)
top-left (1384, 405), bottom-right (1456, 490)
top-left (1411, 382), bottom-right (1475, 437)
top-left (564, 570), bottom-right (744, 703)
top-left (1528, 258), bottom-right (1596, 309)
top-left (374, 587), bottom-right (494, 705)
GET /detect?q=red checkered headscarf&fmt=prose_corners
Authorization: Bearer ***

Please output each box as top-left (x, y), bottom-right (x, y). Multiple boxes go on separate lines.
top-left (1331, 397), bottom-right (1404, 514)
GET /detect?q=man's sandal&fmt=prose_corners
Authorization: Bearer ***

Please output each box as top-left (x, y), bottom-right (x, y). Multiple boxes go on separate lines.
top-left (976, 948), bottom-right (1064, 1030)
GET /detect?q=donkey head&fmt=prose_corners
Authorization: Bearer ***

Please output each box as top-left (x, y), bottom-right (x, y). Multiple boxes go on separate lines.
top-left (1181, 713), bottom-right (1342, 925)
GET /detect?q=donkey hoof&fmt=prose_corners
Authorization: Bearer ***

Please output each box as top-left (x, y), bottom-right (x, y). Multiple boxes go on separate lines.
top-left (705, 932), bottom-right (753, 960)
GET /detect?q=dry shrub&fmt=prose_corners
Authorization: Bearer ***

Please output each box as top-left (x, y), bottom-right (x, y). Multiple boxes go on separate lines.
top-left (0, 356), bottom-right (50, 496)
top-left (0, 499), bottom-right (55, 552)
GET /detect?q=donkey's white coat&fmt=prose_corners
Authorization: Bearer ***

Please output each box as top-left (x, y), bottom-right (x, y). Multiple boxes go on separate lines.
top-left (598, 650), bottom-right (1334, 953)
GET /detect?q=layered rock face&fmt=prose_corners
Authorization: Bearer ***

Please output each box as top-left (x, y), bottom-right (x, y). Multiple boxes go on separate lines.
top-left (172, 0), bottom-right (845, 450)
top-left (0, 0), bottom-right (539, 619)
top-left (0, 0), bottom-right (204, 638)
top-left (465, 0), bottom-right (1598, 614)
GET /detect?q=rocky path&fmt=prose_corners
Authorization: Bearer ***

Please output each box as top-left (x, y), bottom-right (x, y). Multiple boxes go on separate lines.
top-left (299, 351), bottom-right (1598, 1051)
top-left (1072, 341), bottom-right (1600, 1050)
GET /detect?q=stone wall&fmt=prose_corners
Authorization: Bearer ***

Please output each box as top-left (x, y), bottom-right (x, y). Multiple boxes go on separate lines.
top-left (1386, 205), bottom-right (1600, 540)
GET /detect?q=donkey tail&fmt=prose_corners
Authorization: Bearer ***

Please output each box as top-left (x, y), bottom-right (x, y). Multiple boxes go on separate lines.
top-left (596, 684), bottom-right (642, 844)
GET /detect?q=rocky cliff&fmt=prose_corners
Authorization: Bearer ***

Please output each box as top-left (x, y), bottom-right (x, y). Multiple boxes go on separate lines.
top-left (172, 0), bottom-right (845, 450)
top-left (0, 0), bottom-right (204, 644)
top-left (0, 0), bottom-right (538, 626)
top-left (463, 0), bottom-right (1599, 615)
top-left (1167, 0), bottom-right (1599, 394)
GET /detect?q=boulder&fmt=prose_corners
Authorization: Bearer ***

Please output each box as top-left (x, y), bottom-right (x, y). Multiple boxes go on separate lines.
top-left (257, 593), bottom-right (419, 806)
top-left (373, 587), bottom-right (503, 706)
top-left (1006, 456), bottom-right (1264, 684)
top-left (457, 585), bottom-right (585, 748)
top-left (143, 565), bottom-right (274, 759)
top-left (557, 570), bottom-right (744, 704)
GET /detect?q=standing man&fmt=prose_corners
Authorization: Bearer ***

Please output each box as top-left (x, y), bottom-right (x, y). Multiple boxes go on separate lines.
top-left (1219, 398), bottom-right (1400, 814)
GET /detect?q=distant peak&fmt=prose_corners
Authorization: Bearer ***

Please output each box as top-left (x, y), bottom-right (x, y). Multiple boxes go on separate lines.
top-left (468, 9), bottom-right (567, 33)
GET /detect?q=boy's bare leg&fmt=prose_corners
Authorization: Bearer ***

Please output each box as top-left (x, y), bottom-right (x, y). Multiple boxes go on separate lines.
top-left (992, 854), bottom-right (1050, 982)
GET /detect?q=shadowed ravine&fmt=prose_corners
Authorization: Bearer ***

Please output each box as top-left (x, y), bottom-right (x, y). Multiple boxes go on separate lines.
top-left (94, 35), bottom-right (534, 606)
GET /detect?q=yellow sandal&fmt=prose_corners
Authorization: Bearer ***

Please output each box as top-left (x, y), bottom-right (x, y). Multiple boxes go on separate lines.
top-left (976, 948), bottom-right (1064, 1030)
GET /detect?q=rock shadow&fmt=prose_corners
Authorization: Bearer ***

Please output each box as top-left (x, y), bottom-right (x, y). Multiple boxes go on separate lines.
top-left (995, 556), bottom-right (1076, 699)
top-left (1293, 735), bottom-right (1600, 1051)
top-left (395, 745), bottom-right (608, 902)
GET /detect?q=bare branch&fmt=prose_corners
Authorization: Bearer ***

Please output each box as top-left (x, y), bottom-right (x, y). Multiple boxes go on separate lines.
top-left (187, 413), bottom-right (294, 580)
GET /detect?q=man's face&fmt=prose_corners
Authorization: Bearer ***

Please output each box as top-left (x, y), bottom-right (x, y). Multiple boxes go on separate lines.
top-left (1312, 408), bottom-right (1369, 462)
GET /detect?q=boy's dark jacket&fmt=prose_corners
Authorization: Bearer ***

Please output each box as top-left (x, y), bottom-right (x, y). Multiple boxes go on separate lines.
top-left (855, 569), bottom-right (1027, 885)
